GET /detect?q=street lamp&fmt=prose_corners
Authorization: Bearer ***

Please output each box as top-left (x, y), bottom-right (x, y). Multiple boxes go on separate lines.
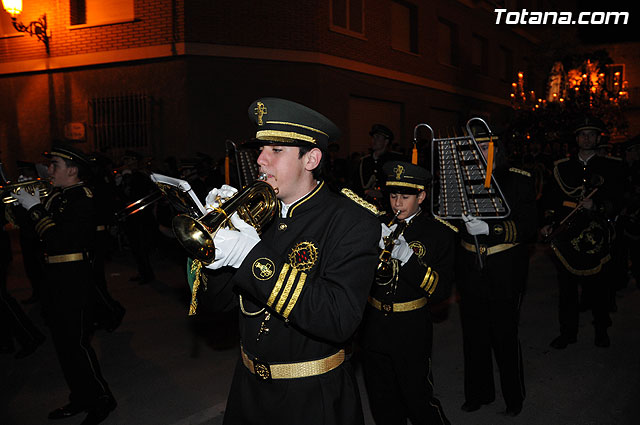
top-left (2, 0), bottom-right (50, 53)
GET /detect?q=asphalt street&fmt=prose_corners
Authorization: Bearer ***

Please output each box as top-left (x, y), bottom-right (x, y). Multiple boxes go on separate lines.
top-left (2, 230), bottom-right (640, 425)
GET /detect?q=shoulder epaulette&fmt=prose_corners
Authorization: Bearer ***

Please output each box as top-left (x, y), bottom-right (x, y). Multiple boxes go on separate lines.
top-left (83, 187), bottom-right (94, 198)
top-left (509, 167), bottom-right (531, 178)
top-left (434, 216), bottom-right (459, 233)
top-left (554, 157), bottom-right (570, 166)
top-left (340, 188), bottom-right (384, 217)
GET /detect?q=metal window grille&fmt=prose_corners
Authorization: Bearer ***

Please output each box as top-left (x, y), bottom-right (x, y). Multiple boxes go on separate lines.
top-left (89, 93), bottom-right (152, 157)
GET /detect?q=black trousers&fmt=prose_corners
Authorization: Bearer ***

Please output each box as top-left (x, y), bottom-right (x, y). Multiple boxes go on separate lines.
top-left (361, 307), bottom-right (450, 425)
top-left (556, 265), bottom-right (612, 337)
top-left (48, 307), bottom-right (111, 407)
top-left (459, 294), bottom-right (525, 409)
top-left (457, 247), bottom-right (527, 409)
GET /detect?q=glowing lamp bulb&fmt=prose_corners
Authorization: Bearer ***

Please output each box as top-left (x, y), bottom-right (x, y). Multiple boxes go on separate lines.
top-left (2, 0), bottom-right (22, 16)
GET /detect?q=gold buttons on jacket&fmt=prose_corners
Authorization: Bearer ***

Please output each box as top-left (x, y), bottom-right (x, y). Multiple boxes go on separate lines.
top-left (278, 223), bottom-right (288, 231)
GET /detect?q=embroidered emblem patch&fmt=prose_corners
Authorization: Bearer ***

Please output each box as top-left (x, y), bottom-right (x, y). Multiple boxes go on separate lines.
top-left (409, 241), bottom-right (426, 258)
top-left (254, 102), bottom-right (268, 126)
top-left (493, 224), bottom-right (504, 235)
top-left (393, 164), bottom-right (405, 180)
top-left (288, 241), bottom-right (318, 271)
top-left (252, 258), bottom-right (275, 280)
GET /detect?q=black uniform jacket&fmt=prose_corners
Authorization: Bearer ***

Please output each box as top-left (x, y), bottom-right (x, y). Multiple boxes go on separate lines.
top-left (209, 182), bottom-right (380, 425)
top-left (362, 210), bottom-right (456, 350)
top-left (372, 210), bottom-right (455, 304)
top-left (457, 167), bottom-right (537, 300)
top-left (546, 155), bottom-right (624, 224)
top-left (26, 184), bottom-right (96, 308)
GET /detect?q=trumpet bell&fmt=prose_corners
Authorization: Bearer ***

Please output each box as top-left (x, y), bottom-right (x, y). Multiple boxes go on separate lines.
top-left (172, 215), bottom-right (217, 263)
top-left (172, 180), bottom-right (277, 264)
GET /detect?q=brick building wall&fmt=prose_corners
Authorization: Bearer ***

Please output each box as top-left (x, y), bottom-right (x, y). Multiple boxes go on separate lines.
top-left (0, 0), bottom-right (568, 177)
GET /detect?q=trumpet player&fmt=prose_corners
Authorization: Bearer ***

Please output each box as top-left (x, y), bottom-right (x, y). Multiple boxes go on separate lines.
top-left (360, 160), bottom-right (456, 425)
top-left (8, 143), bottom-right (117, 425)
top-left (196, 98), bottom-right (380, 425)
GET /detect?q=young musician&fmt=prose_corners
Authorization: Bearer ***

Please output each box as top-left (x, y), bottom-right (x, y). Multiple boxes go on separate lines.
top-left (195, 98), bottom-right (381, 425)
top-left (360, 160), bottom-right (455, 425)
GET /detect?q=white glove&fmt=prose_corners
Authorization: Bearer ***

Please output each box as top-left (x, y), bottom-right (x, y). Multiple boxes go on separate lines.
top-left (390, 234), bottom-right (413, 265)
top-left (10, 187), bottom-right (41, 211)
top-left (378, 223), bottom-right (395, 249)
top-left (205, 184), bottom-right (238, 212)
top-left (205, 212), bottom-right (260, 270)
top-left (463, 214), bottom-right (489, 236)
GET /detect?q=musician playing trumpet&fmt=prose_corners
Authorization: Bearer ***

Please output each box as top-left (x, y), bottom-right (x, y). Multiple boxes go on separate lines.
top-left (360, 160), bottom-right (455, 425)
top-left (193, 98), bottom-right (380, 425)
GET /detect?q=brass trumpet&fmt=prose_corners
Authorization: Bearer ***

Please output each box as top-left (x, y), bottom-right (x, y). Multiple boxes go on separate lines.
top-left (375, 211), bottom-right (408, 286)
top-left (172, 179), bottom-right (277, 264)
top-left (1, 178), bottom-right (52, 204)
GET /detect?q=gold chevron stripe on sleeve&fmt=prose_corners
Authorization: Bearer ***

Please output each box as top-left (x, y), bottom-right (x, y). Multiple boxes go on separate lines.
top-left (35, 217), bottom-right (53, 234)
top-left (420, 267), bottom-right (433, 290)
top-left (282, 272), bottom-right (307, 319)
top-left (510, 221), bottom-right (517, 242)
top-left (267, 264), bottom-right (289, 308)
top-left (275, 267), bottom-right (298, 313)
top-left (426, 271), bottom-right (439, 296)
top-left (37, 222), bottom-right (56, 237)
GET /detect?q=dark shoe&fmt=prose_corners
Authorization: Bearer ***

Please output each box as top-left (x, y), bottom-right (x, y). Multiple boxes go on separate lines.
top-left (14, 336), bottom-right (44, 359)
top-left (22, 294), bottom-right (40, 304)
top-left (461, 398), bottom-right (493, 412)
top-left (0, 342), bottom-right (15, 354)
top-left (48, 403), bottom-right (87, 420)
top-left (504, 404), bottom-right (523, 416)
top-left (81, 395), bottom-right (117, 425)
top-left (461, 401), bottom-right (482, 412)
top-left (595, 329), bottom-right (610, 347)
top-left (106, 306), bottom-right (126, 332)
top-left (549, 334), bottom-right (577, 349)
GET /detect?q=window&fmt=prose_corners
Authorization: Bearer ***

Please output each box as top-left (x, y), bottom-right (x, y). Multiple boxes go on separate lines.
top-left (70, 0), bottom-right (134, 26)
top-left (89, 94), bottom-right (153, 157)
top-left (391, 0), bottom-right (418, 53)
top-left (471, 33), bottom-right (488, 75)
top-left (498, 46), bottom-right (513, 81)
top-left (330, 0), bottom-right (364, 36)
top-left (437, 18), bottom-right (458, 66)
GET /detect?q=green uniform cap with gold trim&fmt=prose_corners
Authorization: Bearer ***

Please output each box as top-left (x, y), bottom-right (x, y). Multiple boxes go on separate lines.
top-left (247, 97), bottom-right (340, 150)
top-left (43, 142), bottom-right (91, 167)
top-left (383, 161), bottom-right (431, 193)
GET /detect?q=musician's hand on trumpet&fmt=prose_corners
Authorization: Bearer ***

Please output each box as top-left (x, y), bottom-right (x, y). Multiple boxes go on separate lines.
top-left (204, 212), bottom-right (260, 270)
top-left (9, 187), bottom-right (41, 211)
top-left (462, 214), bottom-right (489, 236)
top-left (378, 222), bottom-right (413, 265)
top-left (204, 184), bottom-right (238, 212)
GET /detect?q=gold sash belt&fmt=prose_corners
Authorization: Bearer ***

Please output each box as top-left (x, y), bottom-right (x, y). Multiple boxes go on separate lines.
top-left (96, 225), bottom-right (106, 231)
top-left (241, 347), bottom-right (344, 381)
top-left (368, 296), bottom-right (428, 313)
top-left (461, 240), bottom-right (519, 256)
top-left (44, 253), bottom-right (85, 264)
